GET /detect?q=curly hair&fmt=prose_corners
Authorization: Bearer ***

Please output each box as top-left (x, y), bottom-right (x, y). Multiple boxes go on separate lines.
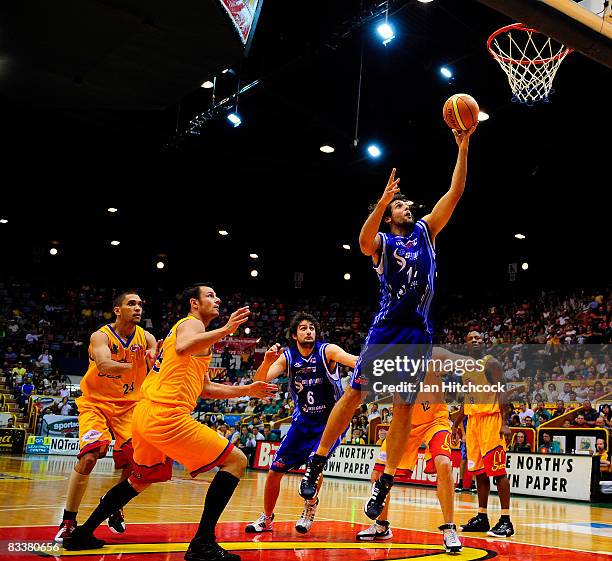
top-left (286, 312), bottom-right (320, 344)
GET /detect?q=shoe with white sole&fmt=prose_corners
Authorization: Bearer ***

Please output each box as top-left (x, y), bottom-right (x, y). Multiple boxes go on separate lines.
top-left (356, 521), bottom-right (393, 541)
top-left (440, 523), bottom-right (462, 553)
top-left (245, 512), bottom-right (274, 533)
top-left (295, 499), bottom-right (318, 534)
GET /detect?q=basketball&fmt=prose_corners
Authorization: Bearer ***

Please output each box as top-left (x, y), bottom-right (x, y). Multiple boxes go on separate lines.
top-left (443, 93), bottom-right (479, 130)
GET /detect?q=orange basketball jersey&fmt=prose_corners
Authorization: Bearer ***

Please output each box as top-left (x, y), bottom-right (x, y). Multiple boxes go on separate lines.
top-left (141, 316), bottom-right (212, 411)
top-left (463, 354), bottom-right (500, 416)
top-left (412, 400), bottom-right (449, 426)
top-left (412, 369), bottom-right (449, 425)
top-left (81, 324), bottom-right (148, 402)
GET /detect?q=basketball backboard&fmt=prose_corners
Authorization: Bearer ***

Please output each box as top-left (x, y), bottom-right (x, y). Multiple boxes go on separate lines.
top-left (476, 0), bottom-right (612, 68)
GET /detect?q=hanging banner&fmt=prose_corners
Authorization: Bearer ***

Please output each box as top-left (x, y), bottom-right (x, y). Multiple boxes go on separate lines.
top-left (219, 0), bottom-right (262, 44)
top-left (213, 337), bottom-right (258, 355)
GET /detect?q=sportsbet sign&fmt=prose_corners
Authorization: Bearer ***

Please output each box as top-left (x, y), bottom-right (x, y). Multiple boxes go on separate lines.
top-left (41, 414), bottom-right (79, 437)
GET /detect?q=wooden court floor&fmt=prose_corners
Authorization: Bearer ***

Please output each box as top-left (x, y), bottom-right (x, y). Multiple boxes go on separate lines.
top-left (0, 455), bottom-right (610, 560)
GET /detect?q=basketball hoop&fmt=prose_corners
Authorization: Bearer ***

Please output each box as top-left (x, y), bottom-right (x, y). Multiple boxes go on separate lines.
top-left (487, 23), bottom-right (573, 104)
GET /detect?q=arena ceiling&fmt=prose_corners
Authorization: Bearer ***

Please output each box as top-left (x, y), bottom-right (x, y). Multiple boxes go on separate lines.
top-left (0, 1), bottom-right (607, 297)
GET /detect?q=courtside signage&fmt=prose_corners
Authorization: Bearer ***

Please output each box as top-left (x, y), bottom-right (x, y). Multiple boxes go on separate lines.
top-left (492, 452), bottom-right (593, 501)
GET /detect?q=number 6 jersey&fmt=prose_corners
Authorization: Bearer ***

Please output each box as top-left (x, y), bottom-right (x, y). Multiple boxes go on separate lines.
top-left (284, 342), bottom-right (343, 426)
top-left (80, 324), bottom-right (148, 403)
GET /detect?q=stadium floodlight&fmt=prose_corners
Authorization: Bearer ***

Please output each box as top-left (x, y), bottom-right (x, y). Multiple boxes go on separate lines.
top-left (478, 111), bottom-right (490, 121)
top-left (227, 112), bottom-right (242, 127)
top-left (522, 262), bottom-right (529, 270)
top-left (249, 253), bottom-right (259, 259)
top-left (440, 66), bottom-right (453, 78)
top-left (107, 207), bottom-right (118, 213)
top-left (156, 261), bottom-right (165, 269)
top-left (250, 269), bottom-right (259, 277)
top-left (201, 80), bottom-right (214, 89)
top-left (320, 145), bottom-right (335, 153)
top-left (110, 240), bottom-right (120, 246)
top-left (219, 230), bottom-right (229, 236)
top-left (377, 22), bottom-right (395, 45)
top-left (515, 233), bottom-right (526, 239)
top-left (367, 144), bottom-right (382, 158)
top-left (49, 248), bottom-right (58, 256)
top-left (344, 273), bottom-right (351, 280)
top-left (342, 244), bottom-right (351, 250)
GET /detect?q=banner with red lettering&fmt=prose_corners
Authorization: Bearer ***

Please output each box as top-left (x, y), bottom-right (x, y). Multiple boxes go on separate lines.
top-left (253, 441), bottom-right (463, 486)
top-left (253, 441), bottom-right (304, 473)
top-left (213, 337), bottom-right (258, 355)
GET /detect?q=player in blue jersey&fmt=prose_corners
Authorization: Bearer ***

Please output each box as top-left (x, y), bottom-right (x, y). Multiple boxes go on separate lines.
top-left (300, 125), bottom-right (477, 519)
top-left (245, 312), bottom-right (358, 534)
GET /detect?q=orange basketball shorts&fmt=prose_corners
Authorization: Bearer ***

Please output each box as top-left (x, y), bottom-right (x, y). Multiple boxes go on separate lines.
top-left (374, 419), bottom-right (452, 476)
top-left (76, 396), bottom-right (136, 468)
top-left (465, 413), bottom-right (507, 477)
top-left (129, 399), bottom-right (234, 484)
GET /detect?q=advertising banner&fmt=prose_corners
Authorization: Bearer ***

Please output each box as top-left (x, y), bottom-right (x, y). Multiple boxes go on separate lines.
top-left (47, 437), bottom-right (116, 456)
top-left (0, 428), bottom-right (26, 454)
top-left (41, 415), bottom-right (79, 437)
top-left (253, 442), bottom-right (463, 486)
top-left (492, 452), bottom-right (593, 501)
top-left (213, 337), bottom-right (258, 355)
top-left (26, 435), bottom-right (51, 454)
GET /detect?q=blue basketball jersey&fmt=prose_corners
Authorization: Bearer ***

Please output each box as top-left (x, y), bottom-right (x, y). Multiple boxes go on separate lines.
top-left (371, 219), bottom-right (436, 334)
top-left (284, 342), bottom-right (343, 426)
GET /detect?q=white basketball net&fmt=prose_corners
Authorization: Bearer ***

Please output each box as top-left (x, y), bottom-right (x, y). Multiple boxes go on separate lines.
top-left (488, 24), bottom-right (572, 104)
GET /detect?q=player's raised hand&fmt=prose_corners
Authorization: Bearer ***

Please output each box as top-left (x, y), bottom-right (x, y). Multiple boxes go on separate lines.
top-left (378, 168), bottom-right (401, 207)
top-left (248, 381), bottom-right (279, 398)
top-left (224, 306), bottom-right (250, 334)
top-left (131, 346), bottom-right (146, 366)
top-left (263, 343), bottom-right (283, 365)
top-left (452, 123), bottom-right (477, 149)
top-left (146, 339), bottom-right (163, 366)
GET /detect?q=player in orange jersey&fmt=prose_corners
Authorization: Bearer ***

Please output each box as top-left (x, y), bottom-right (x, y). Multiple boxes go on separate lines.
top-left (454, 330), bottom-right (514, 538)
top-left (63, 283), bottom-right (278, 561)
top-left (356, 348), bottom-right (464, 553)
top-left (54, 291), bottom-right (157, 543)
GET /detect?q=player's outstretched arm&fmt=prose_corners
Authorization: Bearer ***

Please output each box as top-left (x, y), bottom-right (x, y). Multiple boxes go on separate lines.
top-left (358, 168), bottom-right (400, 257)
top-left (201, 375), bottom-right (278, 399)
top-left (324, 344), bottom-right (358, 369)
top-left (175, 307), bottom-right (250, 355)
top-left (431, 346), bottom-right (482, 375)
top-left (91, 331), bottom-right (137, 374)
top-left (253, 344), bottom-right (286, 383)
top-left (421, 125), bottom-right (477, 240)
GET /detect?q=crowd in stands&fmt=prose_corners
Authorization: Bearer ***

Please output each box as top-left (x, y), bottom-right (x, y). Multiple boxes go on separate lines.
top-left (1, 283), bottom-right (611, 457)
